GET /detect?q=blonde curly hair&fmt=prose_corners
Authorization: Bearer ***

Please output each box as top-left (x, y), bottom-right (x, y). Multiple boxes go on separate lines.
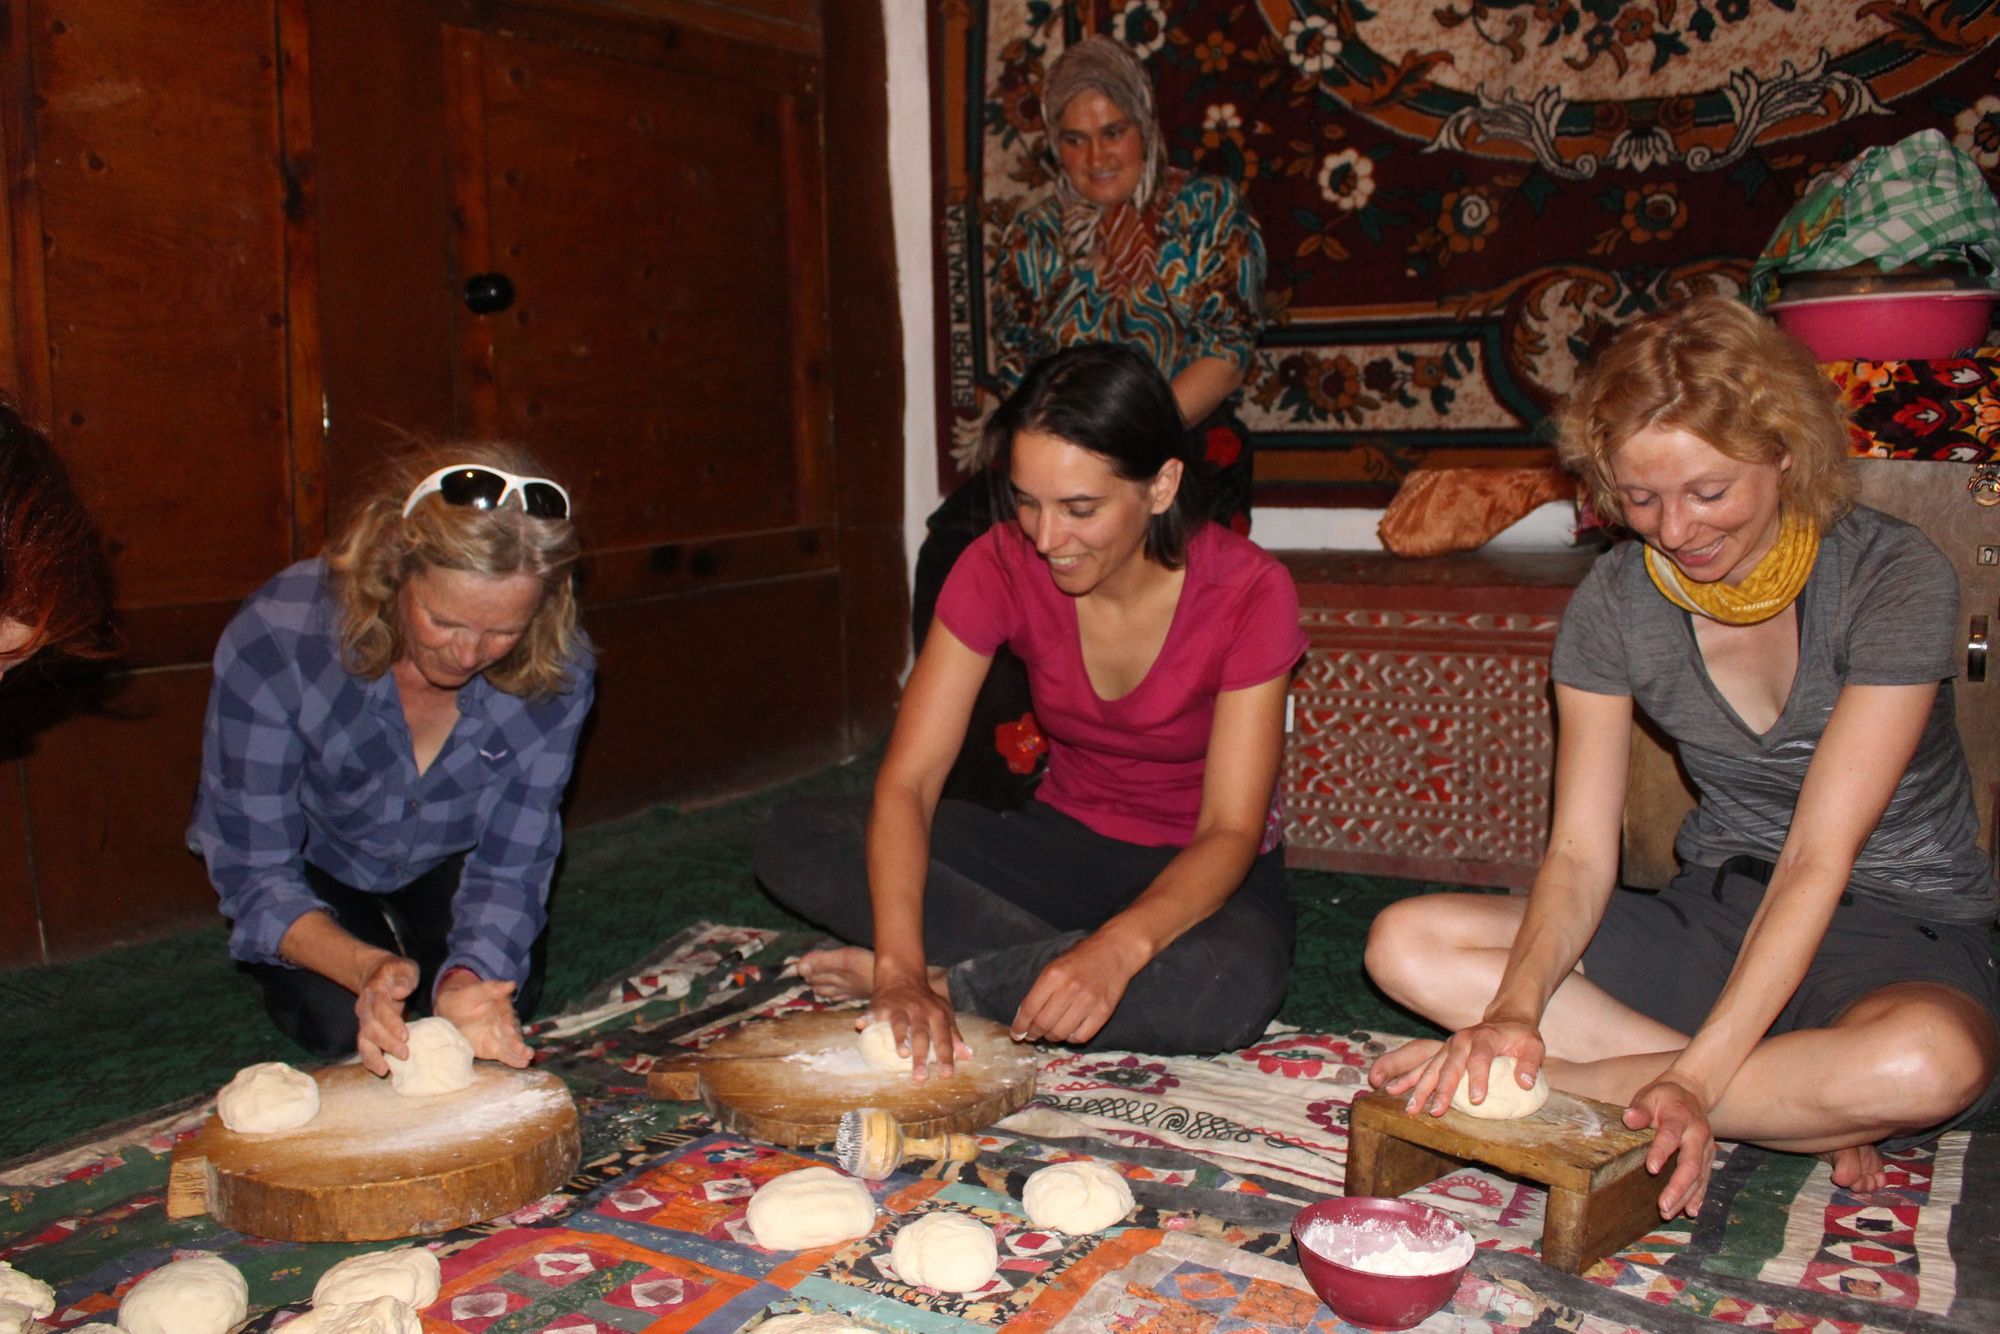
top-left (325, 443), bottom-right (585, 698)
top-left (1555, 294), bottom-right (1856, 532)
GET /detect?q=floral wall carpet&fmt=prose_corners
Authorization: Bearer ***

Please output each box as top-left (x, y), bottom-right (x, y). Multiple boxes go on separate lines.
top-left (3, 924), bottom-right (1996, 1331)
top-left (931, 1), bottom-right (2000, 502)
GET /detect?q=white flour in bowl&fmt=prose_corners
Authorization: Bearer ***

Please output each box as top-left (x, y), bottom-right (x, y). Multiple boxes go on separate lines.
top-left (1298, 1216), bottom-right (1473, 1277)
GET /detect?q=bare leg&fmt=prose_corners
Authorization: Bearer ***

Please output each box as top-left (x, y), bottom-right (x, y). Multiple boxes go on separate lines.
top-left (797, 946), bottom-right (949, 1004)
top-left (1542, 983), bottom-right (1995, 1159)
top-left (1367, 895), bottom-right (1996, 1170)
top-left (1365, 892), bottom-right (1692, 1062)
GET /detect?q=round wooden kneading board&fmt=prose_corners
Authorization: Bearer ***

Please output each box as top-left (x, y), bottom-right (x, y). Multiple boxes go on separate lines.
top-left (178, 1063), bottom-right (578, 1242)
top-left (682, 1011), bottom-right (1039, 1145)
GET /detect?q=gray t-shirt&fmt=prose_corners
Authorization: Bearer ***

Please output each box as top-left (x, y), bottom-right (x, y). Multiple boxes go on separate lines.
top-left (1553, 505), bottom-right (1994, 923)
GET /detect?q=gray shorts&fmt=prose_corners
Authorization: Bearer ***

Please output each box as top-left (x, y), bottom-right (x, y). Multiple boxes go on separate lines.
top-left (1581, 856), bottom-right (2000, 1149)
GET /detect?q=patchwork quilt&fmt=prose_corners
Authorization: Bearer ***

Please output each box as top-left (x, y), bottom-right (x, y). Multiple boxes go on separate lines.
top-left (3, 924), bottom-right (1994, 1331)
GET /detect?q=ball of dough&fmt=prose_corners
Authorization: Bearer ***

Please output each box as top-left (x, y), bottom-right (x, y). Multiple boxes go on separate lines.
top-left (757, 1315), bottom-right (872, 1334)
top-left (0, 1261), bottom-right (52, 1316)
top-left (889, 1211), bottom-right (998, 1293)
top-left (120, 1253), bottom-right (249, 1334)
top-left (312, 1247), bottom-right (441, 1308)
top-left (284, 1296), bottom-right (419, 1332)
top-left (0, 1302), bottom-right (36, 1334)
top-left (856, 1020), bottom-right (913, 1073)
top-left (217, 1060), bottom-right (321, 1133)
top-left (384, 1017), bottom-right (476, 1096)
top-left (1450, 1056), bottom-right (1550, 1120)
top-left (746, 1167), bottom-right (878, 1250)
top-left (1022, 1160), bottom-right (1134, 1234)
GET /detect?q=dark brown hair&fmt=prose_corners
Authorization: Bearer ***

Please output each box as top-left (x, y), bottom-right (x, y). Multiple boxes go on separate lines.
top-left (0, 399), bottom-right (116, 665)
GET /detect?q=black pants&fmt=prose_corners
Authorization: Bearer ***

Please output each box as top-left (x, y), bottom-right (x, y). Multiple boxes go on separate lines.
top-left (753, 795), bottom-right (1294, 1054)
top-left (244, 857), bottom-right (547, 1058)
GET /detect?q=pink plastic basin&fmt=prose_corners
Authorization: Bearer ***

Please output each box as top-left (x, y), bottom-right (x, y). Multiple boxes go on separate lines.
top-left (1292, 1197), bottom-right (1472, 1330)
top-left (1769, 289), bottom-right (1998, 361)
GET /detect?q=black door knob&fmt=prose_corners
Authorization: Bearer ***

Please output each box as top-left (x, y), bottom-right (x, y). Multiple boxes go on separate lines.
top-left (463, 272), bottom-right (515, 315)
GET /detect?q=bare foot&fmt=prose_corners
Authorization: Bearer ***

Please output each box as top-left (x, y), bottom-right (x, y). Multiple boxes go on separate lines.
top-left (798, 946), bottom-right (876, 1002)
top-left (796, 947), bottom-right (953, 1005)
top-left (1823, 1143), bottom-right (1888, 1194)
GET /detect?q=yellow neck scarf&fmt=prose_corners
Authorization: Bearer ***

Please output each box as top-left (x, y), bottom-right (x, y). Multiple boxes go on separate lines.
top-left (1643, 510), bottom-right (1819, 624)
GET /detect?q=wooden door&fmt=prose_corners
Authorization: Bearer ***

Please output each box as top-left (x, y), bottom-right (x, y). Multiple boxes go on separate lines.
top-left (309, 0), bottom-right (903, 825)
top-left (0, 0), bottom-right (900, 963)
top-left (444, 24), bottom-right (832, 548)
top-left (0, 0), bottom-right (311, 963)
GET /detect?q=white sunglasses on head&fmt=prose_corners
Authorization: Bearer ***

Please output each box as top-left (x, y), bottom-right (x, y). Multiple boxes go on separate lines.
top-left (401, 464), bottom-right (572, 520)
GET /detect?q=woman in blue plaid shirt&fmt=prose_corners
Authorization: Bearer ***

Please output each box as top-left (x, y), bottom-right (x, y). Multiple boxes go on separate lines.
top-left (191, 445), bottom-right (595, 1075)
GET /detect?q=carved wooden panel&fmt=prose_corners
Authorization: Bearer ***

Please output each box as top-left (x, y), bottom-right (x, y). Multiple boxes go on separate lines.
top-left (1281, 570), bottom-right (1583, 890)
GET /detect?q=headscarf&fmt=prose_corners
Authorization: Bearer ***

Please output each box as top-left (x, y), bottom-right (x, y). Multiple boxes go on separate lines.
top-left (1042, 36), bottom-right (1168, 284)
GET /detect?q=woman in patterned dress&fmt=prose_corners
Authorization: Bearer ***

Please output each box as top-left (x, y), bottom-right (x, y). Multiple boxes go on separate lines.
top-left (986, 34), bottom-right (1268, 452)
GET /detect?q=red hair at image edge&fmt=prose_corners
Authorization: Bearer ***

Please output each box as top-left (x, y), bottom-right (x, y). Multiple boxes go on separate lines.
top-left (0, 398), bottom-right (116, 663)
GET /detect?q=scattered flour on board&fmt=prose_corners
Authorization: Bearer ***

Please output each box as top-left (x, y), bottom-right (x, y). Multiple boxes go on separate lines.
top-left (780, 1045), bottom-right (1006, 1077)
top-left (783, 1046), bottom-right (881, 1076)
top-left (1298, 1217), bottom-right (1474, 1277)
top-left (226, 1071), bottom-right (569, 1164)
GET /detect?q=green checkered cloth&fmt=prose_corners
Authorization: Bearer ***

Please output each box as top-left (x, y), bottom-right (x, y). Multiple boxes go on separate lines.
top-left (1748, 128), bottom-right (2000, 308)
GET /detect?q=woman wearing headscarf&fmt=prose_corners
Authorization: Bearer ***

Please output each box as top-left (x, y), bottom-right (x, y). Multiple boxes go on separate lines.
top-left (917, 34), bottom-right (1269, 810)
top-left (988, 34), bottom-right (1267, 442)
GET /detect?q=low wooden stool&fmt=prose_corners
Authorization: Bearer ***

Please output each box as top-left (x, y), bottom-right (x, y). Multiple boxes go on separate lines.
top-left (1346, 1090), bottom-right (1676, 1274)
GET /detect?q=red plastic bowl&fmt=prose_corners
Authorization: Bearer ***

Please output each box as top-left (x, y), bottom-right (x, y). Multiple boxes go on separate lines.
top-left (1769, 290), bottom-right (1998, 361)
top-left (1292, 1197), bottom-right (1472, 1330)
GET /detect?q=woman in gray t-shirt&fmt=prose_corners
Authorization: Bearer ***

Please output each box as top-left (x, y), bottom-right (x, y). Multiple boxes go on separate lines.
top-left (1362, 295), bottom-right (1999, 1223)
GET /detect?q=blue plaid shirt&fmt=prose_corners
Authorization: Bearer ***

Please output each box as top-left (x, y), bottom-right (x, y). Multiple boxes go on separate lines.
top-left (189, 558), bottom-right (595, 989)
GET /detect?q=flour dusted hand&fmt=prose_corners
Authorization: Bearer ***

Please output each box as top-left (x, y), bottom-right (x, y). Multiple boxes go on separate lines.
top-left (217, 1060), bottom-right (320, 1133)
top-left (1450, 1055), bottom-right (1549, 1120)
top-left (119, 1253), bottom-right (250, 1334)
top-left (383, 1016), bottom-right (476, 1096)
top-left (312, 1246), bottom-right (442, 1307)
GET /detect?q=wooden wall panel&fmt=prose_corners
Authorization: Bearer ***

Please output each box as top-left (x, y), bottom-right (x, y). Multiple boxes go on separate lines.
top-left (822, 0), bottom-right (905, 741)
top-left (15, 669), bottom-right (215, 959)
top-left (452, 26), bottom-right (825, 545)
top-left (823, 0), bottom-right (902, 534)
top-left (306, 0), bottom-right (456, 519)
top-left (0, 0), bottom-right (907, 962)
top-left (565, 573), bottom-right (848, 823)
top-left (0, 754), bottom-right (35, 967)
top-left (838, 526), bottom-right (909, 747)
top-left (29, 0), bottom-right (293, 609)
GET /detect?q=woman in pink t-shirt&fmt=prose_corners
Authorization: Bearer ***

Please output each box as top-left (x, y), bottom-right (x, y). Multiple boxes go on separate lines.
top-left (755, 344), bottom-right (1306, 1070)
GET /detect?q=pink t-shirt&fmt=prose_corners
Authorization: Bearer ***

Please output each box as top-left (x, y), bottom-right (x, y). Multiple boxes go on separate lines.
top-left (937, 520), bottom-right (1308, 848)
